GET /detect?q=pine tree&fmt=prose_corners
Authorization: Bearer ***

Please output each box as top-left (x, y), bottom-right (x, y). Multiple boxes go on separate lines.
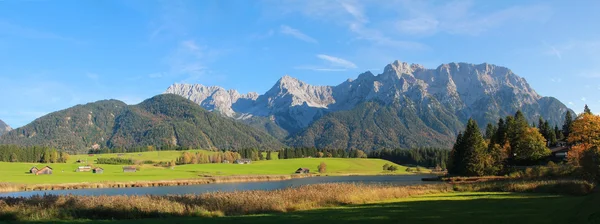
top-left (449, 119), bottom-right (488, 176)
top-left (266, 151), bottom-right (272, 160)
top-left (485, 123), bottom-right (496, 140)
top-left (584, 104), bottom-right (592, 115)
top-left (563, 111), bottom-right (574, 139)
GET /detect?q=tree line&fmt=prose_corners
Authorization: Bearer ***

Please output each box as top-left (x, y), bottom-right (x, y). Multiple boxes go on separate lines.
top-left (0, 145), bottom-right (69, 163)
top-left (277, 147), bottom-right (367, 159)
top-left (369, 148), bottom-right (449, 169)
top-left (176, 151), bottom-right (243, 165)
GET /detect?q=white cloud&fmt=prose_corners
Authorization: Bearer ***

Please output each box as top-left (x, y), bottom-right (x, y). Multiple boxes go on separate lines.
top-left (391, 1), bottom-right (552, 36)
top-left (280, 25), bottom-right (318, 43)
top-left (550, 78), bottom-right (562, 83)
top-left (163, 40), bottom-right (208, 81)
top-left (317, 54), bottom-right (357, 69)
top-left (295, 54), bottom-right (357, 72)
top-left (568, 102), bottom-right (574, 105)
top-left (582, 97), bottom-right (587, 102)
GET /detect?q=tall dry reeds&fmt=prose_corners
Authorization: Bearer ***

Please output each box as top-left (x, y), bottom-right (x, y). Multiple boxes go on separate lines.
top-left (0, 183), bottom-right (452, 221)
top-left (0, 179), bottom-right (594, 221)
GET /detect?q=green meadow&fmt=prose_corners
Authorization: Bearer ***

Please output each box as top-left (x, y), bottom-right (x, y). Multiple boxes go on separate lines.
top-left (0, 150), bottom-right (409, 184)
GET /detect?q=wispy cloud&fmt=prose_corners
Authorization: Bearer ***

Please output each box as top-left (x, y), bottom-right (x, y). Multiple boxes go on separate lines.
top-left (317, 54), bottom-right (357, 69)
top-left (582, 97), bottom-right (587, 102)
top-left (295, 54), bottom-right (357, 72)
top-left (280, 25), bottom-right (318, 43)
top-left (393, 1), bottom-right (552, 36)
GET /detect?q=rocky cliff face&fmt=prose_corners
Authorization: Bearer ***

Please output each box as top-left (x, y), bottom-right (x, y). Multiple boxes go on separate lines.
top-left (167, 60), bottom-right (569, 131)
top-left (0, 119), bottom-right (11, 136)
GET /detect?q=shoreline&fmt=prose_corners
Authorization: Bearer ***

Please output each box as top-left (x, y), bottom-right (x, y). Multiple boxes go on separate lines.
top-left (0, 172), bottom-right (428, 193)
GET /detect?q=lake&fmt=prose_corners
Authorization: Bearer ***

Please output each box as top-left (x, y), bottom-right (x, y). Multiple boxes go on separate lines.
top-left (0, 175), bottom-right (435, 197)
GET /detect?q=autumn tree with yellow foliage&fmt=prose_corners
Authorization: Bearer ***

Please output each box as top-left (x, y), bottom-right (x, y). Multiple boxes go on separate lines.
top-left (567, 111), bottom-right (600, 166)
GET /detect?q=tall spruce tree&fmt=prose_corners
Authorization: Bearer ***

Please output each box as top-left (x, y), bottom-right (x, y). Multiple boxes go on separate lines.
top-left (584, 104), bottom-right (592, 115)
top-left (563, 110), bottom-right (574, 139)
top-left (485, 123), bottom-right (496, 140)
top-left (449, 119), bottom-right (487, 176)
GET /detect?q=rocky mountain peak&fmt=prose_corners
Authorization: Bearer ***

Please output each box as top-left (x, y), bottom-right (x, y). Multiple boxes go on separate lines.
top-left (0, 119), bottom-right (11, 136)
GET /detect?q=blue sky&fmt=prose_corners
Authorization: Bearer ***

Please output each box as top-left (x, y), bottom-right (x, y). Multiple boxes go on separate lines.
top-left (1, 0), bottom-right (599, 128)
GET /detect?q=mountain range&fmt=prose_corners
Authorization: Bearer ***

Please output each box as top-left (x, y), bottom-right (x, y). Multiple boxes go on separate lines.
top-left (0, 119), bottom-right (11, 136)
top-left (0, 94), bottom-right (283, 153)
top-left (0, 60), bottom-right (572, 152)
top-left (167, 60), bottom-right (572, 149)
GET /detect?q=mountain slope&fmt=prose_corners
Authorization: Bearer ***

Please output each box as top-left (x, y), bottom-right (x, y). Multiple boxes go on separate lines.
top-left (0, 100), bottom-right (126, 150)
top-left (0, 119), bottom-right (12, 136)
top-left (167, 60), bottom-right (572, 150)
top-left (0, 94), bottom-right (284, 153)
top-left (108, 94), bottom-right (284, 150)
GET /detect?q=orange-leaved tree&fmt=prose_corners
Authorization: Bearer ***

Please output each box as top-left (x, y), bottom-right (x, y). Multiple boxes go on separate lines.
top-left (567, 113), bottom-right (600, 166)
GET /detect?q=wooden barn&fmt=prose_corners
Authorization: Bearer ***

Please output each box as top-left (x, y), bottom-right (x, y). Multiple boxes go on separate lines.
top-left (35, 166), bottom-right (53, 175)
top-left (234, 159), bottom-right (252, 164)
top-left (295, 168), bottom-right (310, 174)
top-left (76, 166), bottom-right (92, 172)
top-left (92, 167), bottom-right (104, 174)
top-left (122, 166), bottom-right (137, 173)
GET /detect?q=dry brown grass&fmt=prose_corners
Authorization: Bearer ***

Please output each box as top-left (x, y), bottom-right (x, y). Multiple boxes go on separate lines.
top-left (0, 179), bottom-right (594, 221)
top-left (0, 183), bottom-right (453, 221)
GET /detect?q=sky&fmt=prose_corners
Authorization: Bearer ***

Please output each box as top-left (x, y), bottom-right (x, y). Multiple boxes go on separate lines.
top-left (0, 0), bottom-right (599, 128)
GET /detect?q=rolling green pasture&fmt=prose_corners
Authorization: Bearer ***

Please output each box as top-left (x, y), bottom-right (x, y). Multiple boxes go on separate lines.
top-left (0, 156), bottom-right (406, 184)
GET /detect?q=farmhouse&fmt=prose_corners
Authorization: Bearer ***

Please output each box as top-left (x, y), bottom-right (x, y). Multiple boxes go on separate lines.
top-left (234, 159), bottom-right (252, 164)
top-left (92, 167), bottom-right (104, 174)
top-left (29, 167), bottom-right (39, 174)
top-left (295, 168), bottom-right (310, 174)
top-left (76, 166), bottom-right (92, 172)
top-left (122, 166), bottom-right (137, 173)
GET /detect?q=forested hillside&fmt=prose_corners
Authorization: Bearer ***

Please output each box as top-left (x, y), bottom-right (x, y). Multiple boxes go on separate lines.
top-left (0, 94), bottom-right (284, 153)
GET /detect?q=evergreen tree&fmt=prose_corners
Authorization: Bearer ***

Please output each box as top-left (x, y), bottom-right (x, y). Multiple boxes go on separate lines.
top-left (563, 111), bottom-right (574, 139)
top-left (485, 123), bottom-right (496, 140)
top-left (495, 118), bottom-right (507, 145)
top-left (555, 125), bottom-right (564, 141)
top-left (266, 151), bottom-right (272, 160)
top-left (584, 104), bottom-right (592, 115)
top-left (449, 119), bottom-right (488, 176)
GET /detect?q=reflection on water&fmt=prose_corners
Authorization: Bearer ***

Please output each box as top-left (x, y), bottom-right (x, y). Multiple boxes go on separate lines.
top-left (0, 174), bottom-right (435, 197)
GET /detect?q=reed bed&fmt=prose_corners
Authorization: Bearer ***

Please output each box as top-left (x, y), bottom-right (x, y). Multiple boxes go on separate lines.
top-left (0, 179), bottom-right (593, 221)
top-left (0, 183), bottom-right (453, 221)
top-left (0, 174), bottom-right (313, 193)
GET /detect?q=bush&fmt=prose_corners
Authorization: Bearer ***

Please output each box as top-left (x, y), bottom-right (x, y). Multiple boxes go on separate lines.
top-left (318, 162), bottom-right (327, 173)
top-left (388, 165), bottom-right (398, 172)
top-left (382, 164), bottom-right (390, 171)
top-left (581, 147), bottom-right (600, 183)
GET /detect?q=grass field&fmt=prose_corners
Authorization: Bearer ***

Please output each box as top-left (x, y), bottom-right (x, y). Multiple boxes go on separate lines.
top-left (0, 157), bottom-right (408, 185)
top-left (7, 192), bottom-right (599, 224)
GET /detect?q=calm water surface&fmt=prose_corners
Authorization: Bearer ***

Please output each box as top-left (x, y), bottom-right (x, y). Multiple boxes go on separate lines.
top-left (0, 175), bottom-right (435, 197)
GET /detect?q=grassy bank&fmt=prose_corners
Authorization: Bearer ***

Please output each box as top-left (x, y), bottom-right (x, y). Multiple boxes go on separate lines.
top-left (0, 180), bottom-right (594, 222)
top-left (0, 158), bottom-right (417, 192)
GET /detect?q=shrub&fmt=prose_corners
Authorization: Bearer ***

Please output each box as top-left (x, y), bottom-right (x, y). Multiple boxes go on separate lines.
top-left (382, 164), bottom-right (390, 171)
top-left (318, 162), bottom-right (327, 173)
top-left (388, 165), bottom-right (398, 172)
top-left (580, 147), bottom-right (600, 183)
